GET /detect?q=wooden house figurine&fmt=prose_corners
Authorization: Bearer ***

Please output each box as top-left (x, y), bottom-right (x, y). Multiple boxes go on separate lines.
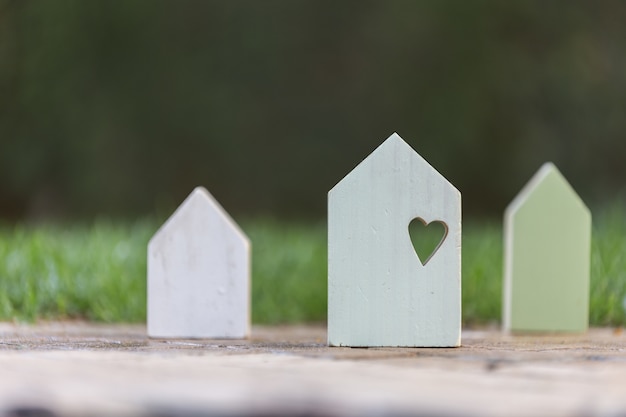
top-left (147, 186), bottom-right (250, 339)
top-left (504, 163), bottom-right (591, 333)
top-left (328, 133), bottom-right (461, 347)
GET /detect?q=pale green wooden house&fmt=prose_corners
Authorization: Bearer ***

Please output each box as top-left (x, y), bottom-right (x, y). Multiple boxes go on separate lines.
top-left (504, 163), bottom-right (591, 333)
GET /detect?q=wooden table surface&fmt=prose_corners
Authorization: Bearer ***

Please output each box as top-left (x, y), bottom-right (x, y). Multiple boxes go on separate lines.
top-left (1, 322), bottom-right (625, 417)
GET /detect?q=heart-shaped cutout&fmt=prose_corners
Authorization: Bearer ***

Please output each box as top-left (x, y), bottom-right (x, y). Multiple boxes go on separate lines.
top-left (408, 218), bottom-right (448, 265)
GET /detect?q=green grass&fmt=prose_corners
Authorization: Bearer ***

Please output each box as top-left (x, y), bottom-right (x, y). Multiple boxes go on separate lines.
top-left (461, 221), bottom-right (503, 326)
top-left (0, 219), bottom-right (151, 322)
top-left (247, 219), bottom-right (327, 324)
top-left (0, 217), bottom-right (329, 324)
top-left (0, 212), bottom-right (625, 326)
top-left (589, 203), bottom-right (626, 326)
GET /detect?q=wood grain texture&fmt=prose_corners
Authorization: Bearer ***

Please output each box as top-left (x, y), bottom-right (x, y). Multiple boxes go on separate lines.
top-left (504, 163), bottom-right (591, 333)
top-left (328, 133), bottom-right (461, 347)
top-left (147, 186), bottom-right (250, 339)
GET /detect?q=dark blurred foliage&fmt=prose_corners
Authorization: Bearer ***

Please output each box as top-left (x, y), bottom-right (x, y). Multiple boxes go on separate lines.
top-left (1, 0), bottom-right (626, 220)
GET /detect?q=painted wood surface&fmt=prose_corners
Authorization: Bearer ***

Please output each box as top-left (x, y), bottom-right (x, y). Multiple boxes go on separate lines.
top-left (504, 163), bottom-right (591, 333)
top-left (328, 133), bottom-right (461, 347)
top-left (147, 186), bottom-right (250, 339)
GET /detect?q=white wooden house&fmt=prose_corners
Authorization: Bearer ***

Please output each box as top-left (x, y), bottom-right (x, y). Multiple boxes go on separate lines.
top-left (147, 186), bottom-right (250, 338)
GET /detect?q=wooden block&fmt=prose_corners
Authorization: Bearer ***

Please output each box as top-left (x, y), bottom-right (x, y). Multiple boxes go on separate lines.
top-left (147, 186), bottom-right (250, 339)
top-left (504, 163), bottom-right (591, 333)
top-left (328, 133), bottom-right (462, 347)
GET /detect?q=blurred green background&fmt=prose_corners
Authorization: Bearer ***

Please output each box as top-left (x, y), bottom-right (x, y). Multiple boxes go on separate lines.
top-left (1, 1), bottom-right (626, 325)
top-left (2, 0), bottom-right (626, 221)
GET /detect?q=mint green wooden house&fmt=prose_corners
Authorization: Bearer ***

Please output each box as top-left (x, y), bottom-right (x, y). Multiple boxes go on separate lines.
top-left (328, 133), bottom-right (461, 347)
top-left (503, 163), bottom-right (591, 333)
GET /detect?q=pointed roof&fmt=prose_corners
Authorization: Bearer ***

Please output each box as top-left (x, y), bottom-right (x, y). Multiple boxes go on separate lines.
top-left (330, 132), bottom-right (459, 197)
top-left (149, 186), bottom-right (249, 250)
top-left (505, 162), bottom-right (590, 220)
